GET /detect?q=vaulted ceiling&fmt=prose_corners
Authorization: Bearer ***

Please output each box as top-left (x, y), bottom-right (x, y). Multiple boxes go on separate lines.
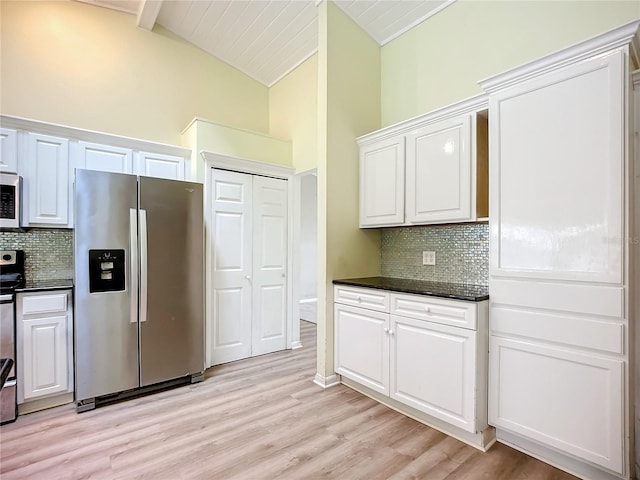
top-left (77, 0), bottom-right (455, 86)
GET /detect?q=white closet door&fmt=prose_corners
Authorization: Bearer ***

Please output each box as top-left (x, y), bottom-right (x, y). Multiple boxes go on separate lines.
top-left (211, 169), bottom-right (253, 365)
top-left (252, 176), bottom-right (288, 356)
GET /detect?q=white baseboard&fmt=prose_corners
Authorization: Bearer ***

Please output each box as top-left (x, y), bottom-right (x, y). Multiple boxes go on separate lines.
top-left (313, 373), bottom-right (341, 389)
top-left (290, 340), bottom-right (303, 350)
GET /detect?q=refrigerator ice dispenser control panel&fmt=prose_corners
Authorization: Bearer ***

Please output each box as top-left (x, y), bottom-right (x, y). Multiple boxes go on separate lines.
top-left (89, 250), bottom-right (125, 293)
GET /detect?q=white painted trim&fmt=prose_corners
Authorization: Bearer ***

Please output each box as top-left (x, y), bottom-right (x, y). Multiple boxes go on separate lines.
top-left (268, 48), bottom-right (318, 88)
top-left (300, 297), bottom-right (318, 304)
top-left (136, 0), bottom-right (163, 31)
top-left (201, 151), bottom-right (294, 179)
top-left (290, 340), bottom-right (303, 350)
top-left (379, 0), bottom-right (457, 46)
top-left (479, 20), bottom-right (640, 93)
top-left (342, 377), bottom-right (496, 452)
top-left (0, 115), bottom-right (191, 158)
top-left (357, 93), bottom-right (488, 146)
top-left (76, 0), bottom-right (136, 14)
top-left (313, 373), bottom-right (341, 389)
top-left (497, 429), bottom-right (628, 480)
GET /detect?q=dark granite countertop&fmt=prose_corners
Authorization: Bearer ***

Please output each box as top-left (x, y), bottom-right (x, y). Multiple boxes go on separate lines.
top-left (333, 277), bottom-right (489, 302)
top-left (16, 279), bottom-right (74, 293)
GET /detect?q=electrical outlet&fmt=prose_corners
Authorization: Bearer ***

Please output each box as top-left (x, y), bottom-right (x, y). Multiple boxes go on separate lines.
top-left (422, 251), bottom-right (436, 266)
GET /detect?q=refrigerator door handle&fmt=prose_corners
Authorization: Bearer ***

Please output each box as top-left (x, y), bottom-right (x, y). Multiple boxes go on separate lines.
top-left (129, 208), bottom-right (138, 324)
top-left (140, 209), bottom-right (148, 323)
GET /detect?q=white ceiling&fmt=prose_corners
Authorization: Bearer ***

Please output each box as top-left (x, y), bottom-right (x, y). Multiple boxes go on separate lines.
top-left (77, 0), bottom-right (455, 87)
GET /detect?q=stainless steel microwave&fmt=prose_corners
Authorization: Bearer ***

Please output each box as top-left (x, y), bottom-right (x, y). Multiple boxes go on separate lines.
top-left (0, 173), bottom-right (22, 228)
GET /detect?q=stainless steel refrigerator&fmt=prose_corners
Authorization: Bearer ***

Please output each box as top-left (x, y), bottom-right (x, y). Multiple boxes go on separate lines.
top-left (74, 170), bottom-right (204, 411)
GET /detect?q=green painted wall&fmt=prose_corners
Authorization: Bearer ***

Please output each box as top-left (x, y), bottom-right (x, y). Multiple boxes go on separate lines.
top-left (381, 0), bottom-right (640, 126)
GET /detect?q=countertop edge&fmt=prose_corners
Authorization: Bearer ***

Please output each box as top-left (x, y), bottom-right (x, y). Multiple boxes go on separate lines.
top-left (333, 278), bottom-right (489, 302)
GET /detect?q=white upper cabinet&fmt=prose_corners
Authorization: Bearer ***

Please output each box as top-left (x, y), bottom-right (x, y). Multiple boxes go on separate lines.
top-left (406, 115), bottom-right (471, 224)
top-left (23, 133), bottom-right (69, 226)
top-left (488, 51), bottom-right (624, 284)
top-left (0, 128), bottom-right (18, 173)
top-left (75, 141), bottom-right (133, 174)
top-left (358, 95), bottom-right (488, 228)
top-left (359, 135), bottom-right (405, 227)
top-left (136, 151), bottom-right (185, 180)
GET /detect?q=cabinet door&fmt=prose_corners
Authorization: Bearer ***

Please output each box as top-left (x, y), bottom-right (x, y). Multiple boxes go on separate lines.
top-left (24, 133), bottom-right (69, 226)
top-left (489, 336), bottom-right (623, 473)
top-left (0, 128), bottom-right (18, 173)
top-left (21, 315), bottom-right (69, 400)
top-left (334, 303), bottom-right (389, 395)
top-left (137, 151), bottom-right (185, 180)
top-left (489, 50), bottom-right (624, 284)
top-left (390, 314), bottom-right (476, 432)
top-left (359, 135), bottom-right (405, 227)
top-left (406, 115), bottom-right (472, 224)
top-left (76, 141), bottom-right (133, 174)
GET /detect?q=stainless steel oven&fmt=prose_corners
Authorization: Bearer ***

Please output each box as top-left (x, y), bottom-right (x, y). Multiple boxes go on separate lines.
top-left (0, 173), bottom-right (22, 228)
top-left (0, 250), bottom-right (24, 425)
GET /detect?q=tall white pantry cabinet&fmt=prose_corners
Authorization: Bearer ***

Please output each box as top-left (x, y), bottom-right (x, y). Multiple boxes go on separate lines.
top-left (479, 21), bottom-right (640, 480)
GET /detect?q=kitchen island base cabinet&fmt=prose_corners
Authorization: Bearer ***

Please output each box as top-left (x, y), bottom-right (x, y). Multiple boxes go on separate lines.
top-left (16, 289), bottom-right (74, 414)
top-left (334, 285), bottom-right (493, 450)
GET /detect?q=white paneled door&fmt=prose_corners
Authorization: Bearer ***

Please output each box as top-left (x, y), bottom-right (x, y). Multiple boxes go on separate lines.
top-left (211, 170), bottom-right (253, 365)
top-left (252, 175), bottom-right (288, 356)
top-left (210, 169), bottom-right (288, 366)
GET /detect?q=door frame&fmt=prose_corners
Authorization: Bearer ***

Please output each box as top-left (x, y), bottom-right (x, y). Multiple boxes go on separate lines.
top-left (202, 151), bottom-right (297, 368)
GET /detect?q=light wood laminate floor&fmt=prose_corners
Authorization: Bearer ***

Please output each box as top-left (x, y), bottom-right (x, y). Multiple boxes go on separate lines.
top-left (0, 321), bottom-right (577, 479)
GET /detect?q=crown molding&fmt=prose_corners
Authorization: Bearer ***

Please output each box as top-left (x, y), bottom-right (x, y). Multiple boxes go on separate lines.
top-left (0, 114), bottom-right (191, 157)
top-left (357, 93), bottom-right (488, 146)
top-left (201, 151), bottom-right (294, 179)
top-left (479, 19), bottom-right (640, 94)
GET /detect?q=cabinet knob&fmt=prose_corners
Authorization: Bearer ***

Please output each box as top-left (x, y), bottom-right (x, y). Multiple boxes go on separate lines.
top-left (424, 306), bottom-right (430, 313)
top-left (389, 330), bottom-right (395, 336)
top-left (357, 296), bottom-right (362, 303)
top-left (384, 327), bottom-right (389, 334)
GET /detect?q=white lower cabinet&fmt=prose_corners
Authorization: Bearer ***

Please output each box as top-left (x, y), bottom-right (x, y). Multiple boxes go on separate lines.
top-left (334, 285), bottom-right (490, 447)
top-left (16, 289), bottom-right (74, 411)
top-left (334, 303), bottom-right (389, 395)
top-left (489, 336), bottom-right (624, 474)
top-left (391, 314), bottom-right (477, 432)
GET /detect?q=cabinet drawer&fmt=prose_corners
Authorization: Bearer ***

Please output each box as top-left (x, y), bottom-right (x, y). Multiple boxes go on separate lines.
top-left (334, 285), bottom-right (389, 312)
top-left (22, 293), bottom-right (68, 315)
top-left (391, 293), bottom-right (477, 330)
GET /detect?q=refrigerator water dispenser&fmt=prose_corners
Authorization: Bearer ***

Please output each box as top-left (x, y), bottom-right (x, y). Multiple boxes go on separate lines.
top-left (89, 249), bottom-right (125, 293)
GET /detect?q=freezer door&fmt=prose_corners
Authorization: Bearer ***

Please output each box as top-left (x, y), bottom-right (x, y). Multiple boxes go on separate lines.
top-left (139, 176), bottom-right (204, 386)
top-left (74, 170), bottom-right (139, 400)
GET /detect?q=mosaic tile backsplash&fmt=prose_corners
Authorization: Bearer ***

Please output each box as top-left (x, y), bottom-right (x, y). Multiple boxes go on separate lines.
top-left (0, 229), bottom-right (73, 284)
top-left (381, 223), bottom-right (489, 286)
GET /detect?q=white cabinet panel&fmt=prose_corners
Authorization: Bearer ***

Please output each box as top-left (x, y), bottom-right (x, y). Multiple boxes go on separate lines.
top-left (334, 285), bottom-right (389, 312)
top-left (137, 151), bottom-right (185, 180)
top-left (390, 293), bottom-right (476, 330)
top-left (334, 303), bottom-right (389, 395)
top-left (359, 135), bottom-right (405, 227)
top-left (0, 128), bottom-right (18, 173)
top-left (490, 51), bottom-right (624, 284)
top-left (489, 336), bottom-right (623, 473)
top-left (24, 133), bottom-right (69, 226)
top-left (76, 141), bottom-right (133, 174)
top-left (17, 289), bottom-right (73, 406)
top-left (22, 316), bottom-right (68, 400)
top-left (391, 315), bottom-right (476, 432)
top-left (406, 115), bottom-right (472, 223)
